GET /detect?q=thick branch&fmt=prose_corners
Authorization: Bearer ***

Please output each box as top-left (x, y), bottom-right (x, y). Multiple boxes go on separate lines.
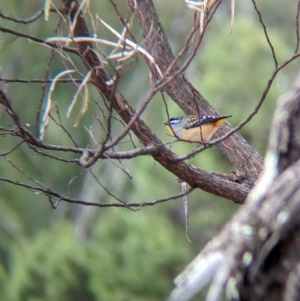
top-left (129, 0), bottom-right (263, 184)
top-left (60, 0), bottom-right (250, 203)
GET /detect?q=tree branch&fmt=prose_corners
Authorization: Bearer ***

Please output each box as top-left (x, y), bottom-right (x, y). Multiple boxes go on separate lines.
top-left (59, 0), bottom-right (250, 203)
top-left (128, 0), bottom-right (264, 184)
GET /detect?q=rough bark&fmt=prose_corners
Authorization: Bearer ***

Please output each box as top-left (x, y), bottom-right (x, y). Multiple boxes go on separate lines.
top-left (129, 0), bottom-right (263, 184)
top-left (58, 0), bottom-right (265, 204)
top-left (59, 0), bottom-right (261, 203)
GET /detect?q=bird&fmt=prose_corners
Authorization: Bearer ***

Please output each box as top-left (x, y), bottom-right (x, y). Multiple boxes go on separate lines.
top-left (164, 114), bottom-right (231, 143)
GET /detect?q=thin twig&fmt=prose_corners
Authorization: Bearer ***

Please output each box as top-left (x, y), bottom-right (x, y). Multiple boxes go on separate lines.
top-left (0, 10), bottom-right (44, 24)
top-left (7, 158), bottom-right (47, 189)
top-left (0, 78), bottom-right (85, 83)
top-left (295, 0), bottom-right (300, 53)
top-left (0, 177), bottom-right (195, 208)
top-left (251, 0), bottom-right (278, 67)
top-left (90, 169), bottom-right (128, 206)
top-left (36, 13), bottom-right (64, 137)
top-left (0, 26), bottom-right (78, 54)
top-left (0, 141), bottom-right (23, 156)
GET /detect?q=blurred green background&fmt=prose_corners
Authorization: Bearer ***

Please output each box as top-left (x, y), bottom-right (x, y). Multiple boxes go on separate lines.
top-left (0, 1), bottom-right (298, 300)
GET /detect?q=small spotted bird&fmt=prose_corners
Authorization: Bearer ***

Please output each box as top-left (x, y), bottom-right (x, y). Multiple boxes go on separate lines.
top-left (164, 114), bottom-right (231, 143)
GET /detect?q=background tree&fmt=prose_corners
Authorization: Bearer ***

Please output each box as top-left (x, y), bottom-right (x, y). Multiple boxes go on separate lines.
top-left (0, 0), bottom-right (299, 300)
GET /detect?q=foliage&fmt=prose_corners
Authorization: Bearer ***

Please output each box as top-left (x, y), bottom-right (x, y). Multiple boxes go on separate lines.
top-left (1, 210), bottom-right (192, 301)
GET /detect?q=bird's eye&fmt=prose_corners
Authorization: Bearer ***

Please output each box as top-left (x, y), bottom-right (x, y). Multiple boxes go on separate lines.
top-left (169, 117), bottom-right (181, 124)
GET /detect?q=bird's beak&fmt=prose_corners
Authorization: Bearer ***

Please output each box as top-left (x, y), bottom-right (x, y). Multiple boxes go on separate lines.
top-left (163, 120), bottom-right (169, 125)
